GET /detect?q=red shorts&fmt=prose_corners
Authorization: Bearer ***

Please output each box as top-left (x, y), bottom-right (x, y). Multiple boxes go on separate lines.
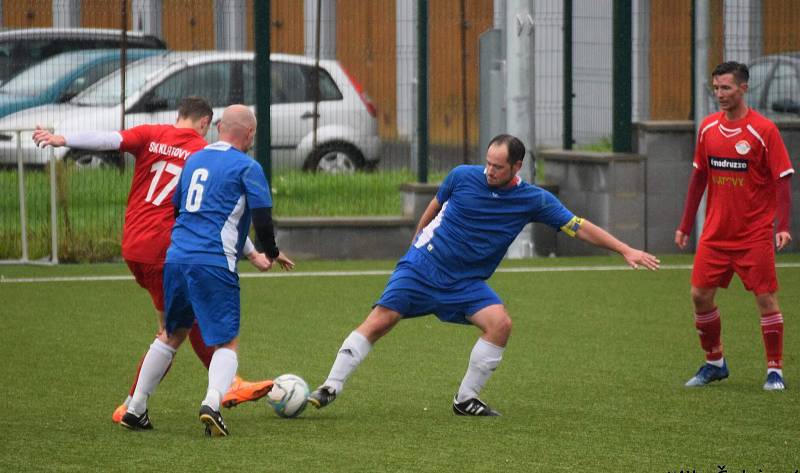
top-left (126, 260), bottom-right (165, 311)
top-left (691, 242), bottom-right (778, 294)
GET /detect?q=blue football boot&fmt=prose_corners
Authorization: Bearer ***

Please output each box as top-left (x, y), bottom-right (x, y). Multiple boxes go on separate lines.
top-left (685, 360), bottom-right (729, 387)
top-left (763, 371), bottom-right (786, 391)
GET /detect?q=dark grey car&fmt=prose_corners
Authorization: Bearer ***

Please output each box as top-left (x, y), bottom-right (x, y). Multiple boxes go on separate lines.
top-left (0, 27), bottom-right (166, 84)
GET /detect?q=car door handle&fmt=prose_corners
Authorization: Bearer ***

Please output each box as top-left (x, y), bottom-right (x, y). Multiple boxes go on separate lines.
top-left (300, 111), bottom-right (319, 120)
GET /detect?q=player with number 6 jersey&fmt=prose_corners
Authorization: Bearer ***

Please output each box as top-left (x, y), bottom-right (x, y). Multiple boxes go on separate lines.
top-left (31, 97), bottom-right (275, 425)
top-left (124, 105), bottom-right (294, 436)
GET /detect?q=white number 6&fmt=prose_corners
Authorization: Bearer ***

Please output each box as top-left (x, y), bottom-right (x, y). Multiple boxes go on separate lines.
top-left (185, 168), bottom-right (208, 212)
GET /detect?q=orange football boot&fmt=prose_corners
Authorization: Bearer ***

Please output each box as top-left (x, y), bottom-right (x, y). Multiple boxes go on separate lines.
top-left (221, 375), bottom-right (274, 408)
top-left (112, 404), bottom-right (127, 424)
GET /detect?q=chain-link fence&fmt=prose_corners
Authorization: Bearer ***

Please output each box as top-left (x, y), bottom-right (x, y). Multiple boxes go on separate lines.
top-left (1, 1), bottom-right (799, 262)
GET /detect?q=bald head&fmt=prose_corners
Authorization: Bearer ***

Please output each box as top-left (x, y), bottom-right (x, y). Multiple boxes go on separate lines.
top-left (217, 104), bottom-right (257, 152)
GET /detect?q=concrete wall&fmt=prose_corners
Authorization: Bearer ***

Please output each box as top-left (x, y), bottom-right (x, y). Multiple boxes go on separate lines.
top-left (634, 121), bottom-right (697, 253)
top-left (273, 183), bottom-right (437, 260)
top-left (538, 150), bottom-right (646, 256)
top-left (274, 121), bottom-right (799, 260)
top-left (635, 120), bottom-right (800, 254)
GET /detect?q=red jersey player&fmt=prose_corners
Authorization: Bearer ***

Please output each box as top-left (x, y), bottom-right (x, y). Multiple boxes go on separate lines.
top-left (676, 62), bottom-right (794, 390)
top-left (32, 97), bottom-right (274, 420)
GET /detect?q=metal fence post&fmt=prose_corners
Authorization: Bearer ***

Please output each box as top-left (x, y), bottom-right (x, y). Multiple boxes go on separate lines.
top-left (612, 0), bottom-right (632, 153)
top-left (254, 0), bottom-right (272, 185)
top-left (563, 0), bottom-right (573, 150)
top-left (416, 0), bottom-right (428, 183)
top-left (16, 131), bottom-right (28, 263)
top-left (49, 147), bottom-right (58, 264)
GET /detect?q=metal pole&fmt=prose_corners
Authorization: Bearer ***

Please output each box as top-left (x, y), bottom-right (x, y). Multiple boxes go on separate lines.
top-left (312, 0), bottom-right (321, 152)
top-left (563, 0), bottom-right (573, 150)
top-left (694, 0), bottom-right (710, 241)
top-left (459, 0), bottom-right (469, 164)
top-left (49, 146), bottom-right (58, 263)
top-left (254, 0), bottom-right (272, 184)
top-left (416, 0), bottom-right (428, 183)
top-left (612, 0), bottom-right (632, 153)
top-left (120, 0), bottom-right (128, 130)
top-left (16, 131), bottom-right (28, 262)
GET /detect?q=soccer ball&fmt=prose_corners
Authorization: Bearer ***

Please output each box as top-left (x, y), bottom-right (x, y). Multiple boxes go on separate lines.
top-left (266, 374), bottom-right (310, 418)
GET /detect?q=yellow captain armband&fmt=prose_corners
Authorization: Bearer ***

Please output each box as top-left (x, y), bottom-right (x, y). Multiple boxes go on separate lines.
top-left (560, 216), bottom-right (584, 237)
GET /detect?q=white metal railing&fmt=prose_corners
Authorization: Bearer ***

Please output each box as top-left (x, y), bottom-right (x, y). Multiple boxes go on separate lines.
top-left (1, 128), bottom-right (58, 265)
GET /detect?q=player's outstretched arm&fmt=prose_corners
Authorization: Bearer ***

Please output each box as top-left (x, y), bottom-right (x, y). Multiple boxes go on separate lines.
top-left (575, 219), bottom-right (660, 270)
top-left (32, 126), bottom-right (66, 148)
top-left (32, 126), bottom-right (122, 151)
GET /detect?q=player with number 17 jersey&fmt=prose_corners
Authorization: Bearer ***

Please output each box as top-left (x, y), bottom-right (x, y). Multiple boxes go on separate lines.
top-left (120, 124), bottom-right (208, 264)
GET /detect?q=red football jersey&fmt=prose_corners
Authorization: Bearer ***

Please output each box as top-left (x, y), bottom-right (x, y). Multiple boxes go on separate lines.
top-left (693, 109), bottom-right (795, 249)
top-left (119, 124), bottom-right (207, 264)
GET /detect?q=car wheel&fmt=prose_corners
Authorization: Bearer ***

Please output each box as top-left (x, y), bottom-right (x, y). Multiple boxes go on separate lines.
top-left (304, 144), bottom-right (365, 174)
top-left (64, 150), bottom-right (119, 169)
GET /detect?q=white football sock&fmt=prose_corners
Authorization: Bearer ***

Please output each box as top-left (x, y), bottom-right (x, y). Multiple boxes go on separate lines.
top-left (456, 337), bottom-right (504, 403)
top-left (324, 331), bottom-right (372, 394)
top-left (202, 348), bottom-right (238, 411)
top-left (767, 368), bottom-right (783, 377)
top-left (707, 357), bottom-right (725, 368)
top-left (128, 339), bottom-right (176, 416)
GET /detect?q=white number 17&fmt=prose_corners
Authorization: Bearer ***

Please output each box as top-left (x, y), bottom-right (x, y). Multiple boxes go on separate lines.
top-left (145, 160), bottom-right (182, 206)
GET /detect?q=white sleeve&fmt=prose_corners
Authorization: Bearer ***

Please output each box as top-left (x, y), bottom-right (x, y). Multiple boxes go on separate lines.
top-left (243, 236), bottom-right (255, 256)
top-left (63, 131), bottom-right (123, 151)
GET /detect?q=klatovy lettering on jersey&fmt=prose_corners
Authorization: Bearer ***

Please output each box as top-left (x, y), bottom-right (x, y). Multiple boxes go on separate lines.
top-left (148, 141), bottom-right (192, 160)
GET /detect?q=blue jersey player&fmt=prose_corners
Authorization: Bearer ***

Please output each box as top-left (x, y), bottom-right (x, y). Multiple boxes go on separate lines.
top-left (120, 105), bottom-right (294, 436)
top-left (308, 134), bottom-right (660, 416)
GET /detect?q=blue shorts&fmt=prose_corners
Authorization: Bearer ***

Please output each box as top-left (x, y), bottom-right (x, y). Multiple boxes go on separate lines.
top-left (163, 263), bottom-right (240, 346)
top-left (375, 251), bottom-right (502, 325)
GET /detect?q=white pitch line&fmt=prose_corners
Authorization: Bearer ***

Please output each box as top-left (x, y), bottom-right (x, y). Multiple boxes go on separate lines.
top-left (2, 262), bottom-right (799, 284)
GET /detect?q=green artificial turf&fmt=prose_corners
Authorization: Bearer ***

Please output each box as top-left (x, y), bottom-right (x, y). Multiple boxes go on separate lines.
top-left (1, 256), bottom-right (798, 472)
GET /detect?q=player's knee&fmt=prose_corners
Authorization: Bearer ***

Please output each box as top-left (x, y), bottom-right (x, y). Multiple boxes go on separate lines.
top-left (690, 287), bottom-right (714, 310)
top-left (755, 293), bottom-right (780, 313)
top-left (488, 313), bottom-right (512, 339)
top-left (158, 326), bottom-right (189, 349)
top-left (359, 306), bottom-right (401, 341)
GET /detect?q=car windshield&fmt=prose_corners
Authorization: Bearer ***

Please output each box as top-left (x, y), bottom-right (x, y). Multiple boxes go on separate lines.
top-left (0, 52), bottom-right (100, 96)
top-left (71, 57), bottom-right (172, 107)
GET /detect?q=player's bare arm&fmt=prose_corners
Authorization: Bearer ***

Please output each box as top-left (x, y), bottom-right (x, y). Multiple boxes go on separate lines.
top-left (412, 197), bottom-right (443, 242)
top-left (572, 218), bottom-right (660, 270)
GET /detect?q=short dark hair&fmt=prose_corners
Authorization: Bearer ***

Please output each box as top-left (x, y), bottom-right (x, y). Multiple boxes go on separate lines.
top-left (177, 96), bottom-right (213, 121)
top-left (712, 61), bottom-right (749, 85)
top-left (488, 134), bottom-right (526, 165)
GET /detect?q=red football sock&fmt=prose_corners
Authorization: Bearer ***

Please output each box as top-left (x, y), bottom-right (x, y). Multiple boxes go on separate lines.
top-left (188, 320), bottom-right (214, 369)
top-left (695, 307), bottom-right (723, 362)
top-left (760, 312), bottom-right (784, 370)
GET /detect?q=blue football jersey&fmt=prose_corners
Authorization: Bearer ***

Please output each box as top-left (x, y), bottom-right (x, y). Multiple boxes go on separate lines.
top-left (408, 165), bottom-right (574, 282)
top-left (166, 141), bottom-right (272, 272)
